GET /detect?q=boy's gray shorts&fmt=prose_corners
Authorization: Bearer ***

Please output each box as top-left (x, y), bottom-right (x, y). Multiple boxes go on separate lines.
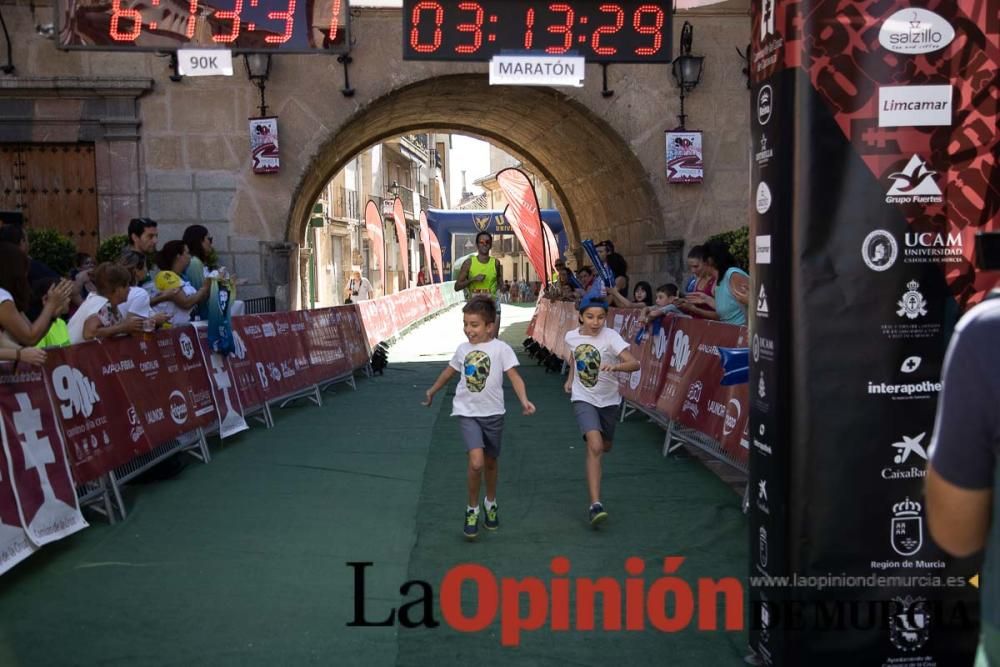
top-left (572, 401), bottom-right (619, 441)
top-left (458, 415), bottom-right (505, 458)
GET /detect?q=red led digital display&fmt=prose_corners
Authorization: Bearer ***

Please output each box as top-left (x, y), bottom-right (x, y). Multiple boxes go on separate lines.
top-left (57, 0), bottom-right (349, 52)
top-left (403, 0), bottom-right (672, 63)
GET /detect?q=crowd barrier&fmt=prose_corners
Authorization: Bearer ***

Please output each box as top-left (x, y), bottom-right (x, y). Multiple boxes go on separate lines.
top-left (528, 299), bottom-right (750, 473)
top-left (0, 282), bottom-right (461, 576)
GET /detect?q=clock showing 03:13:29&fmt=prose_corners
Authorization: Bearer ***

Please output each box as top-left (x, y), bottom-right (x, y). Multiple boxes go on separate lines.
top-left (56, 0), bottom-right (349, 52)
top-left (403, 0), bottom-right (673, 63)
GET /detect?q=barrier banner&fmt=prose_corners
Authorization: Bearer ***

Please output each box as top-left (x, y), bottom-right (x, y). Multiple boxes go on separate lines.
top-left (634, 318), bottom-right (674, 409)
top-left (228, 317), bottom-right (272, 412)
top-left (337, 305), bottom-right (371, 367)
top-left (233, 313), bottom-right (314, 403)
top-left (46, 342), bottom-right (154, 484)
top-left (610, 307), bottom-right (646, 404)
top-left (0, 364), bottom-right (87, 547)
top-left (748, 0), bottom-right (996, 663)
top-left (656, 318), bottom-right (749, 465)
top-left (545, 300), bottom-right (577, 362)
top-left (107, 329), bottom-right (217, 445)
top-left (194, 325), bottom-right (249, 439)
top-left (0, 427), bottom-right (35, 574)
top-left (301, 309), bottom-right (351, 385)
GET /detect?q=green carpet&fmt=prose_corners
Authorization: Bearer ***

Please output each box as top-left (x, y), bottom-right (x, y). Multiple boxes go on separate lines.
top-left (0, 305), bottom-right (747, 666)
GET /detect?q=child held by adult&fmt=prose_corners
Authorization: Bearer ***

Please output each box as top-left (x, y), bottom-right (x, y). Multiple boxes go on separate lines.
top-left (422, 297), bottom-right (535, 540)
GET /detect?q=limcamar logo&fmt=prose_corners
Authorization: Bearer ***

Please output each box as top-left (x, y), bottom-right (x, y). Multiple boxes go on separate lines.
top-left (347, 557), bottom-right (743, 646)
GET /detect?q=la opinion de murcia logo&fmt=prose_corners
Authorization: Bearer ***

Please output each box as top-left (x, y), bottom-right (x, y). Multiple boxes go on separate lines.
top-left (897, 281), bottom-right (928, 319)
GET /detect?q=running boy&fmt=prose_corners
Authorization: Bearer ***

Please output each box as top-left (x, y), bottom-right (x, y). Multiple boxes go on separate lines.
top-left (423, 297), bottom-right (535, 539)
top-left (564, 297), bottom-right (640, 526)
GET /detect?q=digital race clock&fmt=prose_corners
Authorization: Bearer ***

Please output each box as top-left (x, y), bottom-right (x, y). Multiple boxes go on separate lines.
top-left (403, 0), bottom-right (672, 63)
top-left (57, 0), bottom-right (349, 52)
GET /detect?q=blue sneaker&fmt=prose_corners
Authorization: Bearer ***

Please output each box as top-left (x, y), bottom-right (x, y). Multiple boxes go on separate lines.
top-left (589, 502), bottom-right (608, 526)
top-left (483, 501), bottom-right (499, 530)
top-left (464, 509), bottom-right (480, 539)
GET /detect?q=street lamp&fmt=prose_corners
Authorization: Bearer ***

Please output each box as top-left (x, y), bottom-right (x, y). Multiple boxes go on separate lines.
top-left (244, 53), bottom-right (272, 117)
top-left (671, 22), bottom-right (705, 129)
top-left (387, 180), bottom-right (400, 199)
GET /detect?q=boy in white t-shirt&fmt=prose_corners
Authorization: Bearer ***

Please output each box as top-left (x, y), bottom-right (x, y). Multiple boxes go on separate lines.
top-left (423, 296), bottom-right (536, 540)
top-left (564, 297), bottom-right (640, 526)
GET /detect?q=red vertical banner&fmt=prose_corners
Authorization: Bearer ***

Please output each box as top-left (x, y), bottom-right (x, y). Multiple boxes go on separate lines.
top-left (364, 201), bottom-right (386, 295)
top-left (496, 168), bottom-right (548, 284)
top-left (0, 364), bottom-right (88, 547)
top-left (428, 229), bottom-right (444, 283)
top-left (418, 210), bottom-right (433, 283)
top-left (542, 221), bottom-right (560, 279)
top-left (392, 197), bottom-right (409, 291)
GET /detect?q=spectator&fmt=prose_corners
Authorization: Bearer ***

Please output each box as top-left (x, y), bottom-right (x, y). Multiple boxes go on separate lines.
top-left (71, 252), bottom-right (97, 304)
top-left (0, 243), bottom-right (72, 348)
top-left (926, 299), bottom-right (1000, 666)
top-left (691, 239), bottom-right (749, 325)
top-left (0, 224), bottom-right (60, 320)
top-left (127, 217), bottom-right (159, 255)
top-left (644, 284), bottom-right (686, 322)
top-left (30, 276), bottom-right (71, 348)
top-left (118, 250), bottom-right (169, 328)
top-left (66, 263), bottom-right (144, 344)
top-left (607, 280), bottom-right (653, 309)
top-left (678, 245), bottom-right (718, 320)
top-left (182, 224), bottom-right (215, 321)
top-left (597, 240), bottom-right (630, 294)
top-left (153, 240), bottom-right (212, 327)
top-left (345, 270), bottom-right (374, 303)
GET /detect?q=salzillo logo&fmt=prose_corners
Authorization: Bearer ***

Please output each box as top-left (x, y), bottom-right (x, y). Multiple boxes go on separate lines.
top-left (755, 235), bottom-right (772, 264)
top-left (878, 85), bottom-right (952, 127)
top-left (756, 182), bottom-right (772, 214)
top-left (885, 155), bottom-right (943, 204)
top-left (862, 230), bottom-right (898, 271)
top-left (879, 8), bottom-right (954, 56)
top-left (757, 85), bottom-right (772, 125)
top-left (51, 365), bottom-right (100, 419)
top-left (671, 331), bottom-right (691, 372)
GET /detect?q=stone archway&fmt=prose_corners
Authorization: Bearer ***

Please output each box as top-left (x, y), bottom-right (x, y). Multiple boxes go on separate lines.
top-left (288, 73), bottom-right (662, 303)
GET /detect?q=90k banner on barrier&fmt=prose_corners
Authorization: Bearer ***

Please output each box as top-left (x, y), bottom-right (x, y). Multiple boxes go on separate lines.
top-left (748, 0), bottom-right (997, 663)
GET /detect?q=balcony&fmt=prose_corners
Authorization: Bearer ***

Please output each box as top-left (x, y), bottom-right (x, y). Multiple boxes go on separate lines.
top-left (330, 185), bottom-right (360, 221)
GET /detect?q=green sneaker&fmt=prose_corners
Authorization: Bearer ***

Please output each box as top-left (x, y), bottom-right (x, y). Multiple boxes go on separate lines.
top-left (483, 501), bottom-right (499, 530)
top-left (589, 502), bottom-right (608, 526)
top-left (463, 509), bottom-right (479, 539)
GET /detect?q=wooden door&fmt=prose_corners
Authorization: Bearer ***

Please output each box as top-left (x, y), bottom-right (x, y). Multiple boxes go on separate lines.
top-left (0, 144), bottom-right (100, 255)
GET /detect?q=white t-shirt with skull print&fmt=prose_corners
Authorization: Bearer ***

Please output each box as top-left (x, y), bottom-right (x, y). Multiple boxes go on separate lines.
top-left (565, 327), bottom-right (630, 408)
top-left (449, 338), bottom-right (519, 417)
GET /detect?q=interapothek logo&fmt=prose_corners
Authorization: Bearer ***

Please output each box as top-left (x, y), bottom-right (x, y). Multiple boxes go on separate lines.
top-left (879, 8), bottom-right (954, 55)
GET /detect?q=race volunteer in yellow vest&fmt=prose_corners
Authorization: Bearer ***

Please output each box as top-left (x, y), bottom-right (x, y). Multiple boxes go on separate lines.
top-left (455, 231), bottom-right (504, 332)
top-left (456, 232), bottom-right (503, 300)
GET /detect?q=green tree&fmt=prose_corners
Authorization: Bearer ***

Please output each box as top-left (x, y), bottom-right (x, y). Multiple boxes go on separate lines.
top-left (96, 234), bottom-right (130, 264)
top-left (706, 226), bottom-right (749, 271)
top-left (26, 229), bottom-right (76, 276)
